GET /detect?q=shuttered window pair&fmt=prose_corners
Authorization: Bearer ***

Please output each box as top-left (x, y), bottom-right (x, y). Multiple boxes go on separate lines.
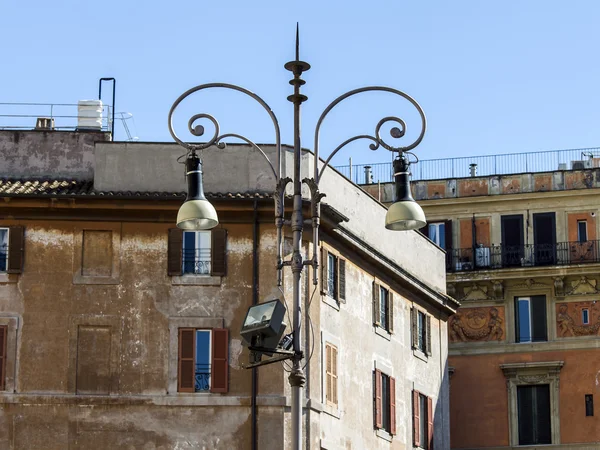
top-left (324, 342), bottom-right (338, 407)
top-left (374, 369), bottom-right (396, 435)
top-left (373, 282), bottom-right (394, 333)
top-left (177, 328), bottom-right (229, 393)
top-left (0, 227), bottom-right (24, 274)
top-left (321, 248), bottom-right (346, 303)
top-left (411, 308), bottom-right (432, 355)
top-left (168, 228), bottom-right (227, 276)
top-left (413, 390), bottom-right (434, 449)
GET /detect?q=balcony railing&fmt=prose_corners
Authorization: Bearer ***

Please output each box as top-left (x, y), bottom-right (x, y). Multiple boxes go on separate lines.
top-left (448, 240), bottom-right (600, 272)
top-left (182, 248), bottom-right (211, 274)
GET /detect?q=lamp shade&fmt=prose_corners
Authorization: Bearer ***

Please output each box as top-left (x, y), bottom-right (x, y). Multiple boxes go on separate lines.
top-left (177, 154), bottom-right (219, 230)
top-left (385, 155), bottom-right (426, 231)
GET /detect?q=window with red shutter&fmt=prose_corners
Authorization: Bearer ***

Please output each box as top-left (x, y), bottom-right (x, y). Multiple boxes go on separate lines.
top-left (390, 377), bottom-right (396, 435)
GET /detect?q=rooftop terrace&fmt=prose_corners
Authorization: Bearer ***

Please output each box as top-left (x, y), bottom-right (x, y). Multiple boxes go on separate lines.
top-left (334, 146), bottom-right (600, 185)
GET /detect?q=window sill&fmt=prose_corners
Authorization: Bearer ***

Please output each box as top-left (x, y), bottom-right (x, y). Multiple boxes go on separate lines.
top-left (413, 348), bottom-right (429, 362)
top-left (376, 429), bottom-right (393, 442)
top-left (375, 326), bottom-right (391, 341)
top-left (322, 294), bottom-right (340, 311)
top-left (171, 275), bottom-right (221, 286)
top-left (0, 273), bottom-right (18, 284)
top-left (323, 403), bottom-right (340, 419)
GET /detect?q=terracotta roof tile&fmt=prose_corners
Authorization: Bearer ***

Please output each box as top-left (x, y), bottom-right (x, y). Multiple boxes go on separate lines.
top-left (0, 179), bottom-right (273, 200)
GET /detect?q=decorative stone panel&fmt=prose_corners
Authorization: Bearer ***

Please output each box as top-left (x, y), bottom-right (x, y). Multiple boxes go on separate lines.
top-left (449, 306), bottom-right (505, 343)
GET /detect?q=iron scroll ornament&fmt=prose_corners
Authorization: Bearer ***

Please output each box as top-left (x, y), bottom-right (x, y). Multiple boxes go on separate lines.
top-left (313, 86), bottom-right (427, 184)
top-left (167, 83), bottom-right (282, 179)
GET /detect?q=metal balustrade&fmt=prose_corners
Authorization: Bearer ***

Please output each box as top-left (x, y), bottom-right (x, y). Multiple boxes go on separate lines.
top-left (448, 240), bottom-right (600, 272)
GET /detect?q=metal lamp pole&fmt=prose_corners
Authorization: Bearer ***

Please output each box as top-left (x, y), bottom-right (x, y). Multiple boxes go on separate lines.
top-left (168, 27), bottom-right (426, 450)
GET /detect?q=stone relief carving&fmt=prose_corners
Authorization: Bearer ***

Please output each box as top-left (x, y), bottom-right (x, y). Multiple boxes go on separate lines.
top-left (512, 278), bottom-right (548, 290)
top-left (460, 283), bottom-right (491, 302)
top-left (449, 306), bottom-right (505, 343)
top-left (518, 374), bottom-right (548, 384)
top-left (492, 280), bottom-right (504, 300)
top-left (556, 302), bottom-right (600, 337)
top-left (553, 276), bottom-right (565, 297)
top-left (566, 276), bottom-right (599, 296)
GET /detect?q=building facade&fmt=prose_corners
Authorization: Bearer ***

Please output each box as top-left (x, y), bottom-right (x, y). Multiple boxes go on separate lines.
top-left (0, 129), bottom-right (456, 449)
top-left (361, 158), bottom-right (600, 449)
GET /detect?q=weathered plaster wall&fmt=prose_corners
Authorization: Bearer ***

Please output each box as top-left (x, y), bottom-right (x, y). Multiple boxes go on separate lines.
top-left (0, 130), bottom-right (110, 181)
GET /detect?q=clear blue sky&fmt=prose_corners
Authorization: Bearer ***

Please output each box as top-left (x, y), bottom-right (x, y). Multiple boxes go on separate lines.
top-left (2, 1), bottom-right (600, 167)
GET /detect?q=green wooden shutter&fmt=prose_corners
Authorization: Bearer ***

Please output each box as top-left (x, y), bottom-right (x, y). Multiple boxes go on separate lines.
top-left (7, 226), bottom-right (24, 274)
top-left (211, 229), bottom-right (227, 276)
top-left (211, 328), bottom-right (229, 393)
top-left (168, 228), bottom-right (183, 276)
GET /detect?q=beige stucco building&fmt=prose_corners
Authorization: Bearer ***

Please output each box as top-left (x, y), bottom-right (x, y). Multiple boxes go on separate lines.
top-left (0, 129), bottom-right (457, 449)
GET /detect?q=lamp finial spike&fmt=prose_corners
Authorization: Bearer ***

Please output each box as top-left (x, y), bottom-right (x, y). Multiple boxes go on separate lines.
top-left (295, 23), bottom-right (300, 61)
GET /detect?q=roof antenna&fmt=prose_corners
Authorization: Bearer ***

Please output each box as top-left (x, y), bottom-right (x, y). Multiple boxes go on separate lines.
top-left (295, 22), bottom-right (300, 61)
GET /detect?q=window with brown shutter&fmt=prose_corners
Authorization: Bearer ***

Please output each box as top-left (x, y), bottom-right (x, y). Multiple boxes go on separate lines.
top-left (211, 328), bottom-right (228, 393)
top-left (321, 247), bottom-right (329, 295)
top-left (338, 259), bottom-right (346, 303)
top-left (373, 282), bottom-right (381, 327)
top-left (6, 226), bottom-right (24, 274)
top-left (388, 292), bottom-right (394, 334)
top-left (426, 315), bottom-right (432, 355)
top-left (168, 228), bottom-right (184, 276)
top-left (413, 390), bottom-right (421, 447)
top-left (374, 369), bottom-right (382, 428)
top-left (411, 308), bottom-right (418, 348)
top-left (427, 396), bottom-right (434, 449)
top-left (389, 376), bottom-right (396, 435)
top-left (178, 328), bottom-right (229, 394)
top-left (0, 326), bottom-right (6, 390)
top-left (211, 229), bottom-right (227, 276)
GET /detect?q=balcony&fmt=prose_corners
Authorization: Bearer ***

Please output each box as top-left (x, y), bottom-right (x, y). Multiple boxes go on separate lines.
top-left (448, 240), bottom-right (600, 272)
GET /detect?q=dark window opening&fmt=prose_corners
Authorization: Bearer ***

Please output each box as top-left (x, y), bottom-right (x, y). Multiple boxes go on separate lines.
top-left (582, 309), bottom-right (590, 325)
top-left (578, 220), bottom-right (588, 243)
top-left (533, 212), bottom-right (556, 266)
top-left (515, 296), bottom-right (547, 343)
top-left (501, 215), bottom-right (524, 267)
top-left (517, 384), bottom-right (551, 445)
top-left (586, 394), bottom-right (594, 417)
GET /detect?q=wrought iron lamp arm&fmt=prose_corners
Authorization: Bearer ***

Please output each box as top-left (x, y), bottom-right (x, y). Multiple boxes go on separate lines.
top-left (313, 86), bottom-right (427, 184)
top-left (168, 82), bottom-right (283, 179)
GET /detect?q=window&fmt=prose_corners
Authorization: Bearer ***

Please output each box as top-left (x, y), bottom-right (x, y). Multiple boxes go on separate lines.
top-left (373, 282), bottom-right (393, 333)
top-left (168, 228), bottom-right (227, 277)
top-left (325, 342), bottom-right (338, 407)
top-left (412, 308), bottom-right (431, 355)
top-left (412, 390), bottom-right (433, 448)
top-left (183, 231), bottom-right (211, 274)
top-left (515, 296), bottom-right (547, 342)
top-left (428, 222), bottom-right (446, 249)
top-left (517, 385), bottom-right (551, 445)
top-left (0, 226), bottom-right (24, 274)
top-left (178, 328), bottom-right (228, 393)
top-left (578, 220), bottom-right (588, 243)
top-left (582, 308), bottom-right (590, 325)
top-left (374, 369), bottom-right (396, 435)
top-left (585, 394), bottom-right (594, 417)
top-left (321, 248), bottom-right (346, 303)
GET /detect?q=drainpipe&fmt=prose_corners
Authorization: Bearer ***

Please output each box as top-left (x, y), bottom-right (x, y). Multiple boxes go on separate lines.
top-left (251, 198), bottom-right (259, 450)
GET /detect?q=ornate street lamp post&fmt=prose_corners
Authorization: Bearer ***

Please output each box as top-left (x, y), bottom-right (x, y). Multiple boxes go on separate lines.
top-left (168, 27), bottom-right (426, 450)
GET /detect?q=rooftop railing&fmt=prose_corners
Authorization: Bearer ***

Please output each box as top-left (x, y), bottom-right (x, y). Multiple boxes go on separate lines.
top-left (334, 146), bottom-right (600, 184)
top-left (0, 102), bottom-right (112, 132)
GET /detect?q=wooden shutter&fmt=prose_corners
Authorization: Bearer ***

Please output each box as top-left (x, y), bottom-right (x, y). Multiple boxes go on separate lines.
top-left (0, 326), bottom-right (6, 390)
top-left (7, 226), bottom-right (24, 274)
top-left (427, 396), bottom-right (434, 449)
top-left (211, 229), bottom-right (227, 276)
top-left (211, 328), bottom-right (229, 393)
top-left (426, 315), bottom-right (432, 355)
top-left (331, 345), bottom-right (338, 406)
top-left (325, 344), bottom-right (332, 404)
top-left (390, 376), bottom-right (396, 435)
top-left (444, 220), bottom-right (453, 251)
top-left (168, 228), bottom-right (183, 276)
top-left (413, 390), bottom-right (421, 447)
top-left (321, 247), bottom-right (329, 294)
top-left (411, 308), bottom-right (418, 349)
top-left (178, 328), bottom-right (195, 392)
top-left (373, 282), bottom-right (381, 326)
top-left (375, 369), bottom-right (382, 428)
top-left (338, 258), bottom-right (346, 303)
top-left (388, 292), bottom-right (394, 334)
